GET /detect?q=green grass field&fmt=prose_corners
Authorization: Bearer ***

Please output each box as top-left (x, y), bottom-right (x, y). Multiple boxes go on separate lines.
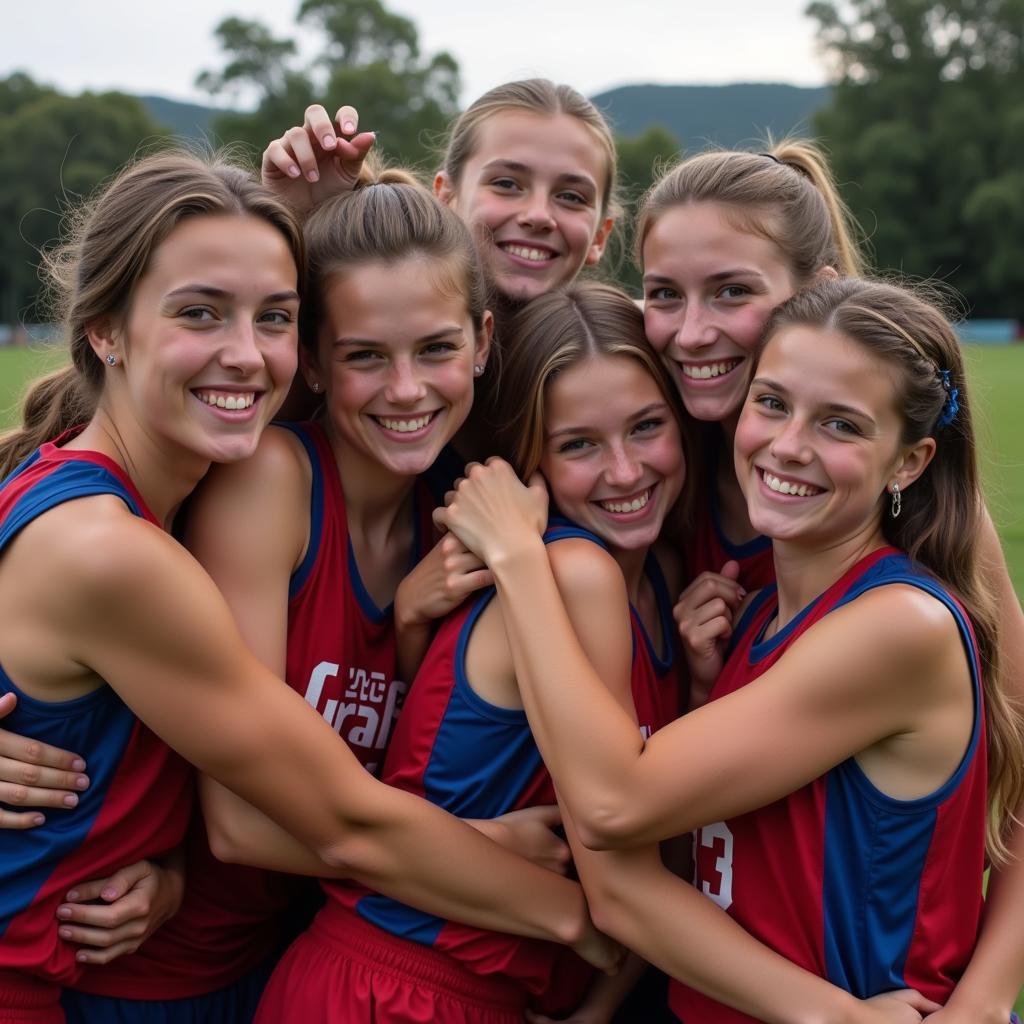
top-left (3, 343), bottom-right (1024, 1012)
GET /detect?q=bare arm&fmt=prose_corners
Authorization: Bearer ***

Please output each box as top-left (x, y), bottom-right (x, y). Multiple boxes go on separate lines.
top-left (439, 461), bottom-right (970, 849)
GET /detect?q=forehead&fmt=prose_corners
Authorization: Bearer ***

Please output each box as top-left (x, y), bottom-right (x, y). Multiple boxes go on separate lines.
top-left (644, 202), bottom-right (791, 280)
top-left (321, 256), bottom-right (468, 339)
top-left (468, 110), bottom-right (608, 189)
top-left (545, 355), bottom-right (663, 423)
top-left (759, 325), bottom-right (901, 410)
top-left (144, 214), bottom-right (298, 293)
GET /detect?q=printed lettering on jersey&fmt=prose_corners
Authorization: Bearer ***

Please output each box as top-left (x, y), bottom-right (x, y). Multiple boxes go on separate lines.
top-left (304, 661), bottom-right (407, 774)
top-left (695, 821), bottom-right (734, 911)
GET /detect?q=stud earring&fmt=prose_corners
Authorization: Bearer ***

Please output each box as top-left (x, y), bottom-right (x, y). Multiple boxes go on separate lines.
top-left (105, 353), bottom-right (117, 367)
top-left (310, 381), bottom-right (321, 394)
top-left (890, 481), bottom-right (901, 519)
top-left (473, 364), bottom-right (484, 377)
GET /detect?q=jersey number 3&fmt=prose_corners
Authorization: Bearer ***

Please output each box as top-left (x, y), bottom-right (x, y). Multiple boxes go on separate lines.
top-left (695, 821), bottom-right (734, 911)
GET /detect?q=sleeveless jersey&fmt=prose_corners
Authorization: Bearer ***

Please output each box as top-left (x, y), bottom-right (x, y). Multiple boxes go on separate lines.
top-left (331, 521), bottom-right (681, 995)
top-left (76, 420), bottom-right (442, 999)
top-left (0, 441), bottom-right (193, 992)
top-left (671, 548), bottom-right (987, 1022)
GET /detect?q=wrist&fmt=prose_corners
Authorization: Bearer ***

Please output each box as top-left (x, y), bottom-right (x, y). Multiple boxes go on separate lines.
top-left (489, 534), bottom-right (548, 581)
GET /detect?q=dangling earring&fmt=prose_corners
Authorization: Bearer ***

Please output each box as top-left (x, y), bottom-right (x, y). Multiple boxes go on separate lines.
top-left (105, 353), bottom-right (118, 367)
top-left (890, 481), bottom-right (901, 519)
top-left (310, 381), bottom-right (321, 394)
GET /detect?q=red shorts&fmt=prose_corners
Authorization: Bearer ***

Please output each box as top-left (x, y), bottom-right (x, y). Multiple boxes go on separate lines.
top-left (254, 905), bottom-right (527, 1024)
top-left (0, 973), bottom-right (63, 1024)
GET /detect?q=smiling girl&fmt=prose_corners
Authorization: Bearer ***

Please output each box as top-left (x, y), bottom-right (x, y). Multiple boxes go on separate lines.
top-left (436, 277), bottom-right (1024, 1023)
top-left (253, 282), bottom-right (689, 1024)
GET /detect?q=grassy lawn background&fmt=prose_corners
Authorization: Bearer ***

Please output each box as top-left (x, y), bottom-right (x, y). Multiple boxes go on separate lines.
top-left (3, 342), bottom-right (1024, 1012)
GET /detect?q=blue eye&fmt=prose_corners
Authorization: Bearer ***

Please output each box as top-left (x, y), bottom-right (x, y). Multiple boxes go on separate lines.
top-left (633, 418), bottom-right (663, 434)
top-left (557, 438), bottom-right (591, 453)
top-left (825, 417), bottom-right (859, 435)
top-left (646, 287), bottom-right (679, 302)
top-left (754, 394), bottom-right (785, 413)
top-left (259, 310), bottom-right (295, 325)
top-left (719, 285), bottom-right (751, 300)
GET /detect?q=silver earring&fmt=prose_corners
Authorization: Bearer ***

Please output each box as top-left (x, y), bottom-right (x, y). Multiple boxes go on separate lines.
top-left (890, 482), bottom-right (901, 519)
top-left (473, 364), bottom-right (484, 377)
top-left (105, 353), bottom-right (117, 367)
top-left (310, 381), bottom-right (321, 394)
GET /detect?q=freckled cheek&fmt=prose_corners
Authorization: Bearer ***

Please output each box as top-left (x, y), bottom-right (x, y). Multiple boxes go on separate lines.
top-left (728, 307), bottom-right (774, 354)
top-left (541, 459), bottom-right (592, 517)
top-left (643, 312), bottom-right (674, 354)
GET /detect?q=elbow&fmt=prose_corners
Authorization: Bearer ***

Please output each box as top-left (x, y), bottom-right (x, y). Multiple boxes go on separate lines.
top-left (205, 816), bottom-right (250, 866)
top-left (574, 803), bottom-right (641, 852)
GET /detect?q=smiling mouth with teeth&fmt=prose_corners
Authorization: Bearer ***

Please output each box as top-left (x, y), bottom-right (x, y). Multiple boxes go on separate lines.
top-left (371, 412), bottom-right (438, 434)
top-left (596, 488), bottom-right (652, 514)
top-left (499, 243), bottom-right (555, 264)
top-left (680, 359), bottom-right (743, 381)
top-left (760, 470), bottom-right (823, 497)
top-left (194, 390), bottom-right (256, 411)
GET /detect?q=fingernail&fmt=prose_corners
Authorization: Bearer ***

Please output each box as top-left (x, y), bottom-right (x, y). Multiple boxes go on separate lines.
top-left (75, 775), bottom-right (89, 790)
top-left (76, 951), bottom-right (88, 962)
top-left (342, 121), bottom-right (355, 133)
top-left (32, 814), bottom-right (45, 827)
top-left (322, 134), bottom-right (336, 148)
top-left (57, 906), bottom-right (72, 919)
top-left (71, 758), bottom-right (86, 772)
top-left (102, 888), bottom-right (117, 901)
top-left (59, 928), bottom-right (72, 939)
top-left (287, 165), bottom-right (300, 178)
top-left (66, 890), bottom-right (79, 901)
top-left (62, 794), bottom-right (78, 808)
top-left (307, 170), bottom-right (319, 182)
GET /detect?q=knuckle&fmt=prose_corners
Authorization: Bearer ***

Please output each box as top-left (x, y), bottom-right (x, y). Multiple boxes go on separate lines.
top-left (23, 741), bottom-right (43, 763)
top-left (18, 764), bottom-right (40, 785)
top-left (7, 785), bottom-right (28, 805)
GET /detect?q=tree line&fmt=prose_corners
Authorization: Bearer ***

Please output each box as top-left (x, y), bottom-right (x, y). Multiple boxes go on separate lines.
top-left (2, 0), bottom-right (1021, 324)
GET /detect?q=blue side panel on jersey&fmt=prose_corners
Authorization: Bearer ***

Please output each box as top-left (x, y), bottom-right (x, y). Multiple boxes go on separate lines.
top-left (0, 460), bottom-right (142, 552)
top-left (0, 668), bottom-right (137, 938)
top-left (279, 423), bottom-right (324, 600)
top-left (355, 893), bottom-right (447, 945)
top-left (822, 770), bottom-right (937, 996)
top-left (821, 553), bottom-right (982, 998)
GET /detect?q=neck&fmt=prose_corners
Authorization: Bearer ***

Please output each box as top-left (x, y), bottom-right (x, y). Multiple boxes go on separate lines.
top-left (771, 522), bottom-right (889, 632)
top-left (610, 544), bottom-right (647, 605)
top-left (70, 407), bottom-right (210, 530)
top-left (324, 420), bottom-right (418, 541)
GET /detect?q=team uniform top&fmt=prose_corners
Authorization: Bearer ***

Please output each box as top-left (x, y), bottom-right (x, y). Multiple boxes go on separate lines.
top-left (74, 420), bottom-right (444, 1000)
top-left (672, 548), bottom-right (987, 1023)
top-left (686, 441), bottom-right (774, 593)
top-left (332, 520), bottom-right (681, 999)
top-left (0, 440), bottom-right (192, 997)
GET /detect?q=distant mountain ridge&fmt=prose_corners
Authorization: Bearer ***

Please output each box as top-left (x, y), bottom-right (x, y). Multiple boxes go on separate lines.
top-left (591, 83), bottom-right (829, 148)
top-left (141, 82), bottom-right (830, 149)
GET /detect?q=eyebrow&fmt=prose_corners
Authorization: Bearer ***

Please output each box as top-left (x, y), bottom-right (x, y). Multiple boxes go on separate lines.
top-left (547, 402), bottom-right (668, 440)
top-left (642, 269), bottom-right (767, 286)
top-left (165, 285), bottom-right (300, 303)
top-left (480, 159), bottom-right (597, 192)
top-left (333, 326), bottom-right (465, 348)
top-left (751, 377), bottom-right (875, 422)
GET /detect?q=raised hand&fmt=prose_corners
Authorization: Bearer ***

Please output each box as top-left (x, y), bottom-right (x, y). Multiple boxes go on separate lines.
top-left (673, 560), bottom-right (745, 707)
top-left (261, 103), bottom-right (376, 214)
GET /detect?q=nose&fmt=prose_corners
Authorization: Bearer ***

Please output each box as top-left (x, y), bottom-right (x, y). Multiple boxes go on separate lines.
top-left (769, 416), bottom-right (812, 464)
top-left (516, 192), bottom-right (556, 233)
top-left (384, 356), bottom-right (428, 406)
top-left (219, 320), bottom-right (264, 375)
top-left (669, 303), bottom-right (717, 356)
top-left (603, 442), bottom-right (644, 490)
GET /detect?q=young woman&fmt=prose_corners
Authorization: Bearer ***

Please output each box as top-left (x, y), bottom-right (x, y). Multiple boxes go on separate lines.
top-left (0, 152), bottom-right (614, 1023)
top-left (253, 282), bottom-right (690, 1024)
top-left (263, 79), bottom-right (617, 309)
top-left (637, 145), bottom-right (1024, 1021)
top-left (436, 277), bottom-right (1024, 1023)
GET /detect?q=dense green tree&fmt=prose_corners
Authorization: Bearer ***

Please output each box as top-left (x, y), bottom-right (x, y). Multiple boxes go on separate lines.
top-left (197, 0), bottom-right (460, 169)
top-left (607, 125), bottom-right (682, 295)
top-left (0, 76), bottom-right (170, 324)
top-left (808, 0), bottom-right (1024, 315)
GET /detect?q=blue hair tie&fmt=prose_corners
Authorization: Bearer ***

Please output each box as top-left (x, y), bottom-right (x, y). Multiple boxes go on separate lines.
top-left (936, 368), bottom-right (959, 429)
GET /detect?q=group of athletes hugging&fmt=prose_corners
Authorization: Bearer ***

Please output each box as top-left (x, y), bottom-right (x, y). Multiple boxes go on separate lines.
top-left (0, 77), bottom-right (1023, 1024)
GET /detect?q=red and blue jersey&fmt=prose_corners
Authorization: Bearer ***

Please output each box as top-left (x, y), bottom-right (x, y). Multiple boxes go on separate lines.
top-left (331, 520), bottom-right (680, 996)
top-left (76, 420), bottom-right (444, 1000)
top-left (671, 548), bottom-right (987, 1022)
top-left (0, 440), bottom-right (192, 992)
top-left (686, 440), bottom-right (774, 593)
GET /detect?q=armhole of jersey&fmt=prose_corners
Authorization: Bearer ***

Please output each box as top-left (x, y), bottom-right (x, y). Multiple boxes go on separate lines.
top-left (642, 552), bottom-right (675, 671)
top-left (834, 567), bottom-right (983, 811)
top-left (278, 423), bottom-right (323, 600)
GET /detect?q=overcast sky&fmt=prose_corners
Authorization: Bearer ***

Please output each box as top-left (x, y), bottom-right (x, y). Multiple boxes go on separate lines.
top-left (6, 1), bottom-right (829, 107)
